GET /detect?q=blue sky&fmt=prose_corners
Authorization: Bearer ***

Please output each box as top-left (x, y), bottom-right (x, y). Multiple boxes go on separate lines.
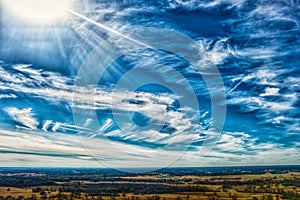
top-left (0, 0), bottom-right (299, 168)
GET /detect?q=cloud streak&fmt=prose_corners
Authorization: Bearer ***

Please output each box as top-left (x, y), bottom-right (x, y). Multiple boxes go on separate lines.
top-left (0, 0), bottom-right (299, 167)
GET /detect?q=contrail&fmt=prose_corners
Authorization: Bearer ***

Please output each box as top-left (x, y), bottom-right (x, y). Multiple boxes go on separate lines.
top-left (66, 9), bottom-right (153, 49)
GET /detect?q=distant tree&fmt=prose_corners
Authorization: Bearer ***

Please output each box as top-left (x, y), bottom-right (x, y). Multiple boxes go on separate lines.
top-left (30, 194), bottom-right (37, 200)
top-left (40, 190), bottom-right (47, 200)
top-left (110, 196), bottom-right (116, 200)
top-left (5, 195), bottom-right (13, 200)
top-left (97, 196), bottom-right (104, 200)
top-left (32, 187), bottom-right (42, 193)
top-left (16, 196), bottom-right (25, 200)
top-left (231, 195), bottom-right (237, 200)
top-left (266, 194), bottom-right (273, 200)
top-left (154, 195), bottom-right (161, 200)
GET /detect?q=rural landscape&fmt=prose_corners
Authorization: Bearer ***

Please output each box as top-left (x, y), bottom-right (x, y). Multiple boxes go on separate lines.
top-left (0, 166), bottom-right (300, 200)
top-left (1, 0), bottom-right (299, 200)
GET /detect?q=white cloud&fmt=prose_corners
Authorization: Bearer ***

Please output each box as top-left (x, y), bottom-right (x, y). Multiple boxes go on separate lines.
top-left (0, 63), bottom-right (207, 148)
top-left (0, 129), bottom-right (188, 169)
top-left (52, 122), bottom-right (61, 132)
top-left (226, 66), bottom-right (299, 132)
top-left (197, 38), bottom-right (232, 66)
top-left (0, 127), bottom-right (299, 168)
top-left (83, 118), bottom-right (93, 127)
top-left (0, 94), bottom-right (17, 99)
top-left (167, 0), bottom-right (245, 11)
top-left (260, 87), bottom-right (280, 96)
top-left (42, 120), bottom-right (52, 132)
top-left (4, 107), bottom-right (39, 130)
top-left (180, 131), bottom-right (300, 166)
top-left (214, 132), bottom-right (254, 153)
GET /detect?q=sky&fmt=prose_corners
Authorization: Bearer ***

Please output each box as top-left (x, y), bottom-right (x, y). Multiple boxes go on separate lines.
top-left (0, 0), bottom-right (299, 170)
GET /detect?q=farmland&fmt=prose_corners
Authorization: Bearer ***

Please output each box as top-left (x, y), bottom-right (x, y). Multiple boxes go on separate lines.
top-left (0, 166), bottom-right (299, 200)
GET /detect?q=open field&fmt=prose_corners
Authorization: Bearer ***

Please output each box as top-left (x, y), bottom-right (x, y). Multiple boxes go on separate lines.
top-left (0, 166), bottom-right (299, 200)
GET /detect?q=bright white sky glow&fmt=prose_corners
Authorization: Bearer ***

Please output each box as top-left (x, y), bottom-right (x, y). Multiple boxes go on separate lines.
top-left (2, 0), bottom-right (74, 25)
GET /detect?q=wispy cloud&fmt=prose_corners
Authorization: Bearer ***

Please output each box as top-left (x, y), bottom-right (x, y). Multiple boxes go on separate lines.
top-left (0, 64), bottom-right (205, 149)
top-left (4, 107), bottom-right (39, 130)
top-left (0, 0), bottom-right (299, 167)
top-left (226, 67), bottom-right (299, 134)
top-left (1, 129), bottom-right (299, 168)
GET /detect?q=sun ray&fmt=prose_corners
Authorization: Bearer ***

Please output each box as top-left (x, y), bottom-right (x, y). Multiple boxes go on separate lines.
top-left (2, 0), bottom-right (74, 25)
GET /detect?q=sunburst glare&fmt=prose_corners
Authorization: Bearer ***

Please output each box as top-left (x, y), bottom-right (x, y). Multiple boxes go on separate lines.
top-left (2, 0), bottom-right (74, 25)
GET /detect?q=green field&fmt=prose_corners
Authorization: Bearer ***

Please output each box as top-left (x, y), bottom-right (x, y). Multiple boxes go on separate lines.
top-left (1, 172), bottom-right (300, 200)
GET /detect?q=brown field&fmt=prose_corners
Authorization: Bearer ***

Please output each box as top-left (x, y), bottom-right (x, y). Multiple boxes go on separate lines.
top-left (0, 172), bottom-right (300, 199)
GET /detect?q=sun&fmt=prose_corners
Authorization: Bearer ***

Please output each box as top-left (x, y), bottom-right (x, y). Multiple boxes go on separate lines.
top-left (2, 0), bottom-right (74, 25)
